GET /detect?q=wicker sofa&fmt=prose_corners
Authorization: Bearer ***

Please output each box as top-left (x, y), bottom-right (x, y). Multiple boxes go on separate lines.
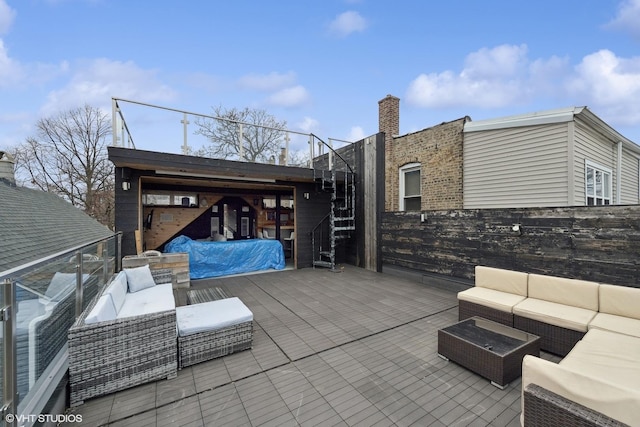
top-left (458, 267), bottom-right (603, 356)
top-left (458, 266), bottom-right (640, 426)
top-left (522, 329), bottom-right (640, 426)
top-left (68, 267), bottom-right (177, 406)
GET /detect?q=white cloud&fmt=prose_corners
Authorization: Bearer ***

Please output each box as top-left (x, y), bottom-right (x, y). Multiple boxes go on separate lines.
top-left (296, 116), bottom-right (319, 134)
top-left (266, 85), bottom-right (310, 108)
top-left (347, 126), bottom-right (366, 141)
top-left (567, 49), bottom-right (640, 125)
top-left (0, 39), bottom-right (21, 87)
top-left (406, 44), bottom-right (534, 108)
top-left (0, 0), bottom-right (16, 35)
top-left (41, 58), bottom-right (176, 115)
top-left (406, 43), bottom-right (640, 128)
top-left (328, 11), bottom-right (368, 38)
top-left (605, 0), bottom-right (640, 38)
top-left (237, 71), bottom-right (297, 91)
top-left (0, 40), bottom-right (68, 89)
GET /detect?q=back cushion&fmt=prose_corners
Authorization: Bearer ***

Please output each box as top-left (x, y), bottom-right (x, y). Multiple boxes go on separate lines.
top-left (475, 266), bottom-right (528, 296)
top-left (599, 284), bottom-right (640, 320)
top-left (124, 264), bottom-right (156, 293)
top-left (104, 271), bottom-right (128, 313)
top-left (85, 294), bottom-right (117, 324)
top-left (528, 274), bottom-right (599, 311)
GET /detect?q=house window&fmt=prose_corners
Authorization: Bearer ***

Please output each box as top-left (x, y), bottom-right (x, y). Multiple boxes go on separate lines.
top-left (585, 161), bottom-right (612, 206)
top-left (399, 163), bottom-right (421, 211)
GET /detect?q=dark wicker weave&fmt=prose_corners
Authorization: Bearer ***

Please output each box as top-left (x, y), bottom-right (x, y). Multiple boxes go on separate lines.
top-left (178, 321), bottom-right (253, 369)
top-left (438, 318), bottom-right (539, 388)
top-left (523, 384), bottom-right (629, 427)
top-left (68, 269), bottom-right (177, 406)
top-left (458, 299), bottom-right (514, 326)
top-left (513, 315), bottom-right (585, 357)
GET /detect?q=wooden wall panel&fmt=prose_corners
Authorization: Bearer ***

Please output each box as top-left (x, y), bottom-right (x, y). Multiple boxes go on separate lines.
top-left (381, 205), bottom-right (640, 288)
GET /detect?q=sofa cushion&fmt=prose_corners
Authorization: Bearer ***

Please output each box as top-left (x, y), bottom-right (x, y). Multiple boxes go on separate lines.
top-left (85, 294), bottom-right (117, 324)
top-left (176, 297), bottom-right (253, 337)
top-left (117, 283), bottom-right (175, 319)
top-left (457, 287), bottom-right (526, 313)
top-left (522, 355), bottom-right (640, 427)
top-left (527, 274), bottom-right (599, 311)
top-left (103, 271), bottom-right (128, 313)
top-left (475, 266), bottom-right (528, 296)
top-left (124, 264), bottom-right (156, 293)
top-left (588, 312), bottom-right (640, 338)
top-left (561, 329), bottom-right (640, 391)
top-left (513, 298), bottom-right (596, 332)
top-left (598, 284), bottom-right (640, 320)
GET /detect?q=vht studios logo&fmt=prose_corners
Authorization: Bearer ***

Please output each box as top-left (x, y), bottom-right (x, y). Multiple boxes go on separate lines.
top-left (5, 413), bottom-right (83, 424)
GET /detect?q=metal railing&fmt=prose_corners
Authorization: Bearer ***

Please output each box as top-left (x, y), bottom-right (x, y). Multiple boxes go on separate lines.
top-left (111, 98), bottom-right (353, 168)
top-left (0, 233), bottom-right (122, 426)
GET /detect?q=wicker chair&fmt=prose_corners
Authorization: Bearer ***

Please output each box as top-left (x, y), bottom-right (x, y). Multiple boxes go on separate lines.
top-left (68, 269), bottom-right (177, 406)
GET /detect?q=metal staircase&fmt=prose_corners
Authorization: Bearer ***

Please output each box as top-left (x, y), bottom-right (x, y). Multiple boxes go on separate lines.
top-left (311, 136), bottom-right (356, 271)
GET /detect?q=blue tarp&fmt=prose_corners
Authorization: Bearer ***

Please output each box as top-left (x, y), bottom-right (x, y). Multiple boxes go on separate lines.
top-left (165, 235), bottom-right (286, 279)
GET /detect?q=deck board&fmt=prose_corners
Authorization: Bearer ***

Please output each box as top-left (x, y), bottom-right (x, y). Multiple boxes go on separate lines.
top-left (65, 265), bottom-right (557, 426)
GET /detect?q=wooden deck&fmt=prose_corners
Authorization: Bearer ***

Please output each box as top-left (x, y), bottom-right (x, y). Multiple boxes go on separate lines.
top-left (64, 265), bottom-right (557, 426)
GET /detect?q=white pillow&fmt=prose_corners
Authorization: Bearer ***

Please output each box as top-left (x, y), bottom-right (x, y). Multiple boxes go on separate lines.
top-left (124, 265), bottom-right (156, 293)
top-left (85, 294), bottom-right (117, 324)
top-left (104, 271), bottom-right (128, 312)
top-left (45, 272), bottom-right (77, 301)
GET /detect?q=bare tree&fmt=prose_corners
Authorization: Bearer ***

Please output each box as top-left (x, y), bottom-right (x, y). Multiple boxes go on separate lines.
top-left (194, 106), bottom-right (287, 162)
top-left (15, 105), bottom-right (115, 228)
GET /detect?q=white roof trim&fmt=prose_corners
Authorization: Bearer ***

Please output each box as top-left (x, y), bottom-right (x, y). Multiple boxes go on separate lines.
top-left (464, 107), bottom-right (585, 133)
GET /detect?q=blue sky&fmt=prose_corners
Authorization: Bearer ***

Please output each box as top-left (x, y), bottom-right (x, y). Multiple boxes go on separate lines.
top-left (1, 0), bottom-right (640, 156)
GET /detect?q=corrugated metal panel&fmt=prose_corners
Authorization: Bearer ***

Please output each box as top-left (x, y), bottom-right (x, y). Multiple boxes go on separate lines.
top-left (464, 123), bottom-right (569, 208)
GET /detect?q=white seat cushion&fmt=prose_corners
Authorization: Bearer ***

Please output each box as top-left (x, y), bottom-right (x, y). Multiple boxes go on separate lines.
top-left (457, 287), bottom-right (526, 313)
top-left (85, 294), bottom-right (117, 324)
top-left (513, 298), bottom-right (596, 332)
top-left (117, 283), bottom-right (175, 319)
top-left (588, 312), bottom-right (640, 338)
top-left (176, 297), bottom-right (253, 337)
top-left (561, 329), bottom-right (640, 391)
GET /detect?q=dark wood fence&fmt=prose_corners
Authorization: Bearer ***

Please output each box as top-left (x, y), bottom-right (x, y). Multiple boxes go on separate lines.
top-left (381, 205), bottom-right (640, 288)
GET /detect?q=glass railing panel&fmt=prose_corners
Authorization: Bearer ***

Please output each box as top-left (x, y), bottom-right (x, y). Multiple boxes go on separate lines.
top-left (0, 279), bottom-right (4, 404)
top-left (10, 236), bottom-right (117, 407)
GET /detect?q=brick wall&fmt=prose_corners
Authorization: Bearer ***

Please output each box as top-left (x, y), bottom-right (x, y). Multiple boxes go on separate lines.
top-left (383, 117), bottom-right (467, 211)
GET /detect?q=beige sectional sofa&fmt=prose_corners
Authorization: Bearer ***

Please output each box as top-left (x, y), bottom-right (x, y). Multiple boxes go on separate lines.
top-left (457, 266), bottom-right (640, 426)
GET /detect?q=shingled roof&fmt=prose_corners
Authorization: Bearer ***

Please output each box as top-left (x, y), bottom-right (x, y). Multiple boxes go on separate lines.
top-left (0, 173), bottom-right (113, 274)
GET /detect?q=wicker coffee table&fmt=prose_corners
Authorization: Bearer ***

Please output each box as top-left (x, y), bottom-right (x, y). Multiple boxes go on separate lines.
top-left (438, 316), bottom-right (540, 389)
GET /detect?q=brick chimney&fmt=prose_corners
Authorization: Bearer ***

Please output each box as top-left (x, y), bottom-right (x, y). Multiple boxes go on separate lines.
top-left (378, 94), bottom-right (400, 136)
top-left (0, 151), bottom-right (16, 185)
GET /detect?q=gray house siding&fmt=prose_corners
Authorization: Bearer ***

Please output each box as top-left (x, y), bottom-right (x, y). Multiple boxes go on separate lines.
top-left (573, 118), bottom-right (618, 205)
top-left (463, 123), bottom-right (569, 208)
top-left (621, 147), bottom-right (640, 204)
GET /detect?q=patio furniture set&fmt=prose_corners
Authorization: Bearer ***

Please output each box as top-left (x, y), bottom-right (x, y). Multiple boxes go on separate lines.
top-left (67, 263), bottom-right (254, 406)
top-left (441, 265), bottom-right (640, 427)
